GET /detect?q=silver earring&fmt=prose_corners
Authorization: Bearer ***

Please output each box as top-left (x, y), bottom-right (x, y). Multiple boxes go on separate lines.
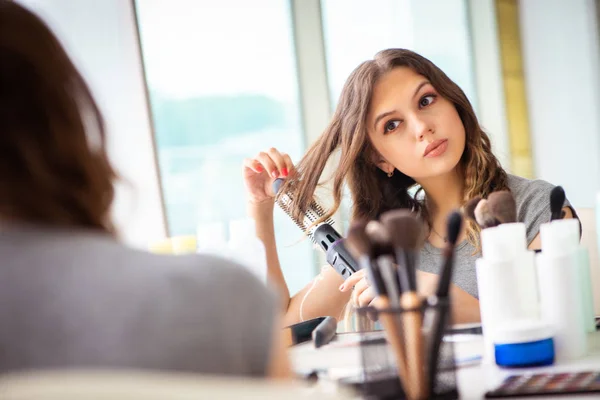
top-left (387, 170), bottom-right (394, 178)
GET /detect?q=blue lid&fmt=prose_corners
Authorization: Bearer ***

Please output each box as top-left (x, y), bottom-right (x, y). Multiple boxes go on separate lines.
top-left (495, 338), bottom-right (555, 368)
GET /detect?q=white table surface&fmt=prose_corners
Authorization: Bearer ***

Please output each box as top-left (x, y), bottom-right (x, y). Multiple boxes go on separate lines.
top-left (289, 330), bottom-right (600, 399)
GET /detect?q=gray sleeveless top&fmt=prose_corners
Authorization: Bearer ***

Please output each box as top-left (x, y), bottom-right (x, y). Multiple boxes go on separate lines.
top-left (418, 174), bottom-right (574, 298)
top-left (0, 224), bottom-right (276, 376)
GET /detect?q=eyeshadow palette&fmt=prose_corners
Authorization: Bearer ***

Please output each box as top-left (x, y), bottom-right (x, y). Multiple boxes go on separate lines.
top-left (485, 371), bottom-right (600, 398)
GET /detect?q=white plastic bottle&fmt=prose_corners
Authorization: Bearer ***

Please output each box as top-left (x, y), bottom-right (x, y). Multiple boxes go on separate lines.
top-left (537, 219), bottom-right (589, 360)
top-left (476, 222), bottom-right (540, 364)
top-left (227, 218), bottom-right (267, 284)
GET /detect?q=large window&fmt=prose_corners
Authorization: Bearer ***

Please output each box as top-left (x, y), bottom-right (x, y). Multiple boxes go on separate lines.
top-left (134, 0), bottom-right (481, 291)
top-left (321, 0), bottom-right (478, 108)
top-left (135, 0), bottom-right (313, 292)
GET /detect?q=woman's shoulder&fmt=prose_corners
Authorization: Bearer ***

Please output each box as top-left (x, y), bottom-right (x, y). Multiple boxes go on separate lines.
top-left (505, 174), bottom-right (567, 244)
top-left (506, 174), bottom-right (556, 201)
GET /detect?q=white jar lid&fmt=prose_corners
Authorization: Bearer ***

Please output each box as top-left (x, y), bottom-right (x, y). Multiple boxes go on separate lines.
top-left (492, 319), bottom-right (553, 344)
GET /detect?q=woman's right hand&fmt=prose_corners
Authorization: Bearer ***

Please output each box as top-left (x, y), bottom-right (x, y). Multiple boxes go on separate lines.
top-left (243, 148), bottom-right (294, 205)
top-left (339, 269), bottom-right (377, 308)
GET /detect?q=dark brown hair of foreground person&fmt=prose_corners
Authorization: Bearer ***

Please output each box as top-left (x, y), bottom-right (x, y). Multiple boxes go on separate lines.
top-left (0, 0), bottom-right (116, 234)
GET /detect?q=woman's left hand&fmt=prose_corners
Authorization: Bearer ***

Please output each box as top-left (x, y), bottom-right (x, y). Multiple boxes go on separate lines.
top-left (339, 269), bottom-right (377, 307)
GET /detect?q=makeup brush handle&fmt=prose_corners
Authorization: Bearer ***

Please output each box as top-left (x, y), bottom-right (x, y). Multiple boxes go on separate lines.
top-left (436, 252), bottom-right (454, 298)
top-left (377, 298), bottom-right (410, 397)
top-left (401, 292), bottom-right (427, 400)
top-left (424, 297), bottom-right (449, 397)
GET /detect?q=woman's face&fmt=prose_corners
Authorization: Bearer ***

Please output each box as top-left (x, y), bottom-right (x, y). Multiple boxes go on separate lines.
top-left (366, 67), bottom-right (465, 181)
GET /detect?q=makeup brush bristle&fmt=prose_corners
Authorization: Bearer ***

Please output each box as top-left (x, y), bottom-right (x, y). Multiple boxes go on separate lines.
top-left (464, 196), bottom-right (481, 223)
top-left (446, 211), bottom-right (463, 246)
top-left (550, 186), bottom-right (566, 221)
top-left (474, 199), bottom-right (498, 229)
top-left (365, 220), bottom-right (395, 257)
top-left (379, 209), bottom-right (424, 251)
top-left (346, 221), bottom-right (372, 260)
top-left (487, 191), bottom-right (517, 224)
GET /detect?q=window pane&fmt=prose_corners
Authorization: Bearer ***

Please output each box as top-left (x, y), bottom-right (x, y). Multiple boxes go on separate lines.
top-left (321, 0), bottom-right (477, 109)
top-left (135, 0), bottom-right (313, 293)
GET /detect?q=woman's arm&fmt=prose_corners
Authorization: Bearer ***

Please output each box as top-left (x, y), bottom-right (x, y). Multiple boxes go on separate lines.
top-left (250, 200), bottom-right (290, 310)
top-left (249, 200), bottom-right (351, 327)
top-left (528, 206), bottom-right (574, 250)
top-left (267, 315), bottom-right (292, 379)
top-left (244, 148), bottom-right (352, 327)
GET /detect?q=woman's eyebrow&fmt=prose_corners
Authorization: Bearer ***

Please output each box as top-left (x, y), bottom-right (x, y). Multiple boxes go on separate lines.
top-left (373, 110), bottom-right (396, 131)
top-left (412, 80), bottom-right (431, 99)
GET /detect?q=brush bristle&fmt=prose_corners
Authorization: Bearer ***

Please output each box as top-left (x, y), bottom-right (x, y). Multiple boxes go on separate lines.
top-left (464, 196), bottom-right (481, 222)
top-left (365, 220), bottom-right (395, 257)
top-left (446, 211), bottom-right (463, 246)
top-left (346, 221), bottom-right (372, 260)
top-left (380, 209), bottom-right (423, 251)
top-left (275, 191), bottom-right (334, 242)
top-left (474, 199), bottom-right (497, 228)
top-left (487, 191), bottom-right (517, 224)
top-left (550, 186), bottom-right (565, 220)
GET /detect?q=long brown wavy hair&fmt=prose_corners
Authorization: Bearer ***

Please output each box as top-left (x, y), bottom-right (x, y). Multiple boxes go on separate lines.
top-left (0, 1), bottom-right (117, 234)
top-left (283, 49), bottom-right (508, 249)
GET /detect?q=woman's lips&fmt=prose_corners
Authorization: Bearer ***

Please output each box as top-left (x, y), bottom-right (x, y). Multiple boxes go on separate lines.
top-left (423, 139), bottom-right (448, 158)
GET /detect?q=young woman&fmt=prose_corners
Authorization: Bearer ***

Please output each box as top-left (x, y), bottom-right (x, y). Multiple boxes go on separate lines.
top-left (243, 48), bottom-right (575, 327)
top-left (0, 1), bottom-right (288, 378)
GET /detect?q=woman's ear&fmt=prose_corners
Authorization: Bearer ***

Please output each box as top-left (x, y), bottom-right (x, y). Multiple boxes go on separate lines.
top-left (375, 159), bottom-right (394, 175)
top-left (368, 148), bottom-right (394, 175)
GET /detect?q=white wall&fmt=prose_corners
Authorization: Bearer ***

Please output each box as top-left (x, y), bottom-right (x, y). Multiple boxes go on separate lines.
top-left (519, 0), bottom-right (600, 208)
top-left (16, 0), bottom-right (167, 247)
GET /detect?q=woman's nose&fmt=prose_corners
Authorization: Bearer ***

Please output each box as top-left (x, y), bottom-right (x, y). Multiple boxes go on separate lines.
top-left (412, 117), bottom-right (433, 141)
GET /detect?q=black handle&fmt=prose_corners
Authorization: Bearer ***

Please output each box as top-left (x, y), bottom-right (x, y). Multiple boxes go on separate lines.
top-left (313, 224), bottom-right (360, 280)
top-left (326, 240), bottom-right (359, 280)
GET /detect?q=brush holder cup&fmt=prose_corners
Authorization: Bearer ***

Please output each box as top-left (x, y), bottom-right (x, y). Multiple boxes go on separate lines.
top-left (342, 300), bottom-right (458, 400)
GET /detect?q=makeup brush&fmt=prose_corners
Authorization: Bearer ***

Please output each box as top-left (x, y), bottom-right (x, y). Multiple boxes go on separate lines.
top-left (365, 220), bottom-right (395, 259)
top-left (464, 196), bottom-right (482, 223)
top-left (487, 191), bottom-right (517, 224)
top-left (474, 198), bottom-right (498, 229)
top-left (346, 220), bottom-right (370, 259)
top-left (346, 221), bottom-right (386, 292)
top-left (379, 210), bottom-right (426, 400)
top-left (435, 211), bottom-right (463, 298)
top-left (425, 211), bottom-right (463, 397)
top-left (380, 209), bottom-right (423, 291)
top-left (550, 186), bottom-right (566, 221)
top-left (365, 221), bottom-right (401, 306)
top-left (347, 221), bottom-right (410, 394)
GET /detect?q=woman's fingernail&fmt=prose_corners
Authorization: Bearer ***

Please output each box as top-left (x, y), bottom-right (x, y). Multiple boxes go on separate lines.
top-left (339, 283), bottom-right (345, 291)
top-left (256, 164), bottom-right (263, 172)
top-left (281, 168), bottom-right (288, 177)
top-left (271, 170), bottom-right (278, 178)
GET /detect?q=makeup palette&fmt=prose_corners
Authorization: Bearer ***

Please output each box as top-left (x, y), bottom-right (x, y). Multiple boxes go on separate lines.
top-left (485, 371), bottom-right (600, 398)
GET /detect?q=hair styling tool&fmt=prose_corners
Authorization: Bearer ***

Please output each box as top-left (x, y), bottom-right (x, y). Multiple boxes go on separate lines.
top-left (272, 178), bottom-right (359, 280)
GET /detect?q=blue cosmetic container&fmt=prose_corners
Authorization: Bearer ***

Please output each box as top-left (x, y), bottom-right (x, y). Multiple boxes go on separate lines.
top-left (493, 320), bottom-right (555, 368)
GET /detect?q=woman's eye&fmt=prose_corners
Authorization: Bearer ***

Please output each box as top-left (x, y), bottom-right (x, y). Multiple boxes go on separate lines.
top-left (384, 120), bottom-right (400, 133)
top-left (419, 94), bottom-right (436, 108)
